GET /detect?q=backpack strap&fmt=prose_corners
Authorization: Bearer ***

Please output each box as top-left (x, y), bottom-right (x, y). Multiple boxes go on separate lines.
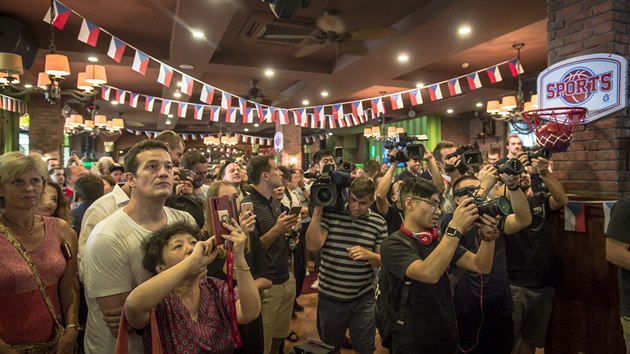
top-left (396, 280), bottom-right (411, 325)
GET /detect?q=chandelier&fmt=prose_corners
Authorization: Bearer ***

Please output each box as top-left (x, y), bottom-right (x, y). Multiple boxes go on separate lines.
top-left (363, 115), bottom-right (405, 140)
top-left (485, 43), bottom-right (537, 130)
top-left (0, 0), bottom-right (107, 105)
top-left (203, 135), bottom-right (239, 146)
top-left (64, 113), bottom-right (125, 136)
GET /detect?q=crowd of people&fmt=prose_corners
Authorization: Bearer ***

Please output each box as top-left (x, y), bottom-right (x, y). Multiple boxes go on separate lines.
top-left (3, 130), bottom-right (624, 354)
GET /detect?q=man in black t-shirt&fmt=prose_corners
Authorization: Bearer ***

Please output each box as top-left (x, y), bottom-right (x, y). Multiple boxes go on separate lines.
top-left (379, 178), bottom-right (500, 354)
top-left (606, 198), bottom-right (630, 352)
top-left (443, 171), bottom-right (532, 354)
top-left (505, 154), bottom-right (568, 354)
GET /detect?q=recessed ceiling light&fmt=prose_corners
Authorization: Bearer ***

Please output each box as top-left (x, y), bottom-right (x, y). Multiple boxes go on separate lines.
top-left (328, 132), bottom-right (333, 136)
top-left (264, 69), bottom-right (275, 77)
top-left (447, 108), bottom-right (454, 114)
top-left (244, 128), bottom-right (249, 132)
top-left (192, 30), bottom-right (205, 39)
top-left (111, 100), bottom-right (119, 105)
top-left (88, 56), bottom-right (98, 62)
top-left (165, 119), bottom-right (172, 125)
top-left (24, 84), bottom-right (32, 88)
top-left (302, 99), bottom-right (310, 105)
top-left (458, 26), bottom-right (472, 35)
top-left (476, 102), bottom-right (483, 107)
top-left (416, 82), bottom-right (424, 89)
top-left (173, 91), bottom-right (182, 98)
top-left (461, 62), bottom-right (469, 68)
top-left (254, 123), bottom-right (259, 127)
top-left (168, 114), bottom-right (174, 118)
top-left (321, 91), bottom-right (329, 97)
top-left (397, 53), bottom-right (409, 63)
top-left (179, 64), bottom-right (194, 70)
top-left (176, 81), bottom-right (184, 88)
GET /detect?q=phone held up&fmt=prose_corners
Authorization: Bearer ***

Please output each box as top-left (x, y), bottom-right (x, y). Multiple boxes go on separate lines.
top-left (208, 196), bottom-right (239, 245)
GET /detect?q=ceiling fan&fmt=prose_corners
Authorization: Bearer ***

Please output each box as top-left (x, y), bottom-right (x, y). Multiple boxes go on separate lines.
top-left (263, 9), bottom-right (398, 58)
top-left (245, 79), bottom-right (288, 104)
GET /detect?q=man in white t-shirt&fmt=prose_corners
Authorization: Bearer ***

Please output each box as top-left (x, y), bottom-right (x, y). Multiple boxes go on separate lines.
top-left (81, 140), bottom-right (195, 353)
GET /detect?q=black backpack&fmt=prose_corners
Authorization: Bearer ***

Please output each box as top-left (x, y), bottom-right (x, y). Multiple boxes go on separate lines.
top-left (375, 266), bottom-right (411, 350)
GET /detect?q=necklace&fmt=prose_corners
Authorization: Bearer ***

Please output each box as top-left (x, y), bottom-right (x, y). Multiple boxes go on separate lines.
top-left (1, 213), bottom-right (35, 235)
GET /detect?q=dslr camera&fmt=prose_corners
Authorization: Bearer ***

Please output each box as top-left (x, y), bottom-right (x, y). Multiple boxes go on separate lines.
top-left (525, 147), bottom-right (552, 162)
top-left (453, 185), bottom-right (512, 218)
top-left (446, 145), bottom-right (484, 169)
top-left (306, 164), bottom-right (352, 210)
top-left (494, 158), bottom-right (525, 175)
top-left (384, 133), bottom-right (428, 163)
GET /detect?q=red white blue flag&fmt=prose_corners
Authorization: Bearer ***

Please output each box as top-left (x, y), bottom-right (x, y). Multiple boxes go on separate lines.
top-left (157, 63), bottom-right (173, 87)
top-left (200, 84), bottom-right (215, 104)
top-left (508, 59), bottom-right (524, 77)
top-left (564, 202), bottom-right (586, 232)
top-left (265, 107), bottom-right (275, 123)
top-left (332, 103), bottom-right (344, 120)
top-left (226, 107), bottom-right (237, 123)
top-left (161, 99), bottom-right (172, 115)
top-left (390, 93), bottom-right (404, 110)
top-left (145, 96), bottom-right (156, 112)
top-left (313, 106), bottom-right (324, 123)
top-left (351, 101), bottom-right (364, 121)
top-left (130, 92), bottom-right (139, 108)
top-left (294, 108), bottom-right (306, 125)
top-left (486, 65), bottom-right (503, 83)
top-left (428, 84), bottom-right (443, 101)
top-left (318, 115), bottom-right (326, 129)
top-left (43, 1), bottom-right (71, 30)
top-left (180, 74), bottom-right (194, 96)
top-left (328, 116), bottom-right (337, 129)
top-left (309, 114), bottom-right (316, 128)
top-left (107, 37), bottom-right (126, 63)
top-left (409, 89), bottom-right (423, 106)
top-left (221, 91), bottom-right (231, 111)
top-left (244, 107), bottom-right (254, 124)
top-left (350, 114), bottom-right (359, 126)
top-left (193, 104), bottom-right (204, 121)
top-left (115, 89), bottom-right (126, 104)
top-left (466, 73), bottom-right (482, 90)
top-left (238, 97), bottom-right (247, 116)
top-left (132, 50), bottom-right (149, 75)
top-left (278, 109), bottom-right (289, 125)
top-left (447, 79), bottom-right (462, 96)
top-left (177, 102), bottom-right (188, 118)
top-left (210, 106), bottom-right (220, 122)
top-left (78, 19), bottom-right (101, 47)
top-left (371, 97), bottom-right (385, 116)
top-left (256, 104), bottom-right (264, 123)
top-left (101, 86), bottom-right (112, 101)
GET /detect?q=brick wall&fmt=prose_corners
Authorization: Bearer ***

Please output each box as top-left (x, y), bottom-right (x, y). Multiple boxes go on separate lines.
top-left (547, 0), bottom-right (630, 197)
top-left (275, 122), bottom-right (302, 167)
top-left (29, 96), bottom-right (64, 159)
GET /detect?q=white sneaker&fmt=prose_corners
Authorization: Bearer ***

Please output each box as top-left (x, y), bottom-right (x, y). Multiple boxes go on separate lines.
top-left (310, 279), bottom-right (319, 289)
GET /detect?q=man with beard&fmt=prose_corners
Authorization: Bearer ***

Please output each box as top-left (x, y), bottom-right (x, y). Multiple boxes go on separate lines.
top-left (180, 150), bottom-right (209, 203)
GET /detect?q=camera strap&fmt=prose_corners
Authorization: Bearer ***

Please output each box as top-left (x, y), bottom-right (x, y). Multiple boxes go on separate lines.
top-left (224, 242), bottom-right (242, 348)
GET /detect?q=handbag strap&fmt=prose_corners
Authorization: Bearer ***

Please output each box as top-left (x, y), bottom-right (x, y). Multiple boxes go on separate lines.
top-left (0, 223), bottom-right (64, 330)
top-left (115, 307), bottom-right (163, 354)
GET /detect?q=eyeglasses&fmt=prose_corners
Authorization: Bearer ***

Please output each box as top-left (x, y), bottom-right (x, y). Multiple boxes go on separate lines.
top-left (408, 197), bottom-right (441, 210)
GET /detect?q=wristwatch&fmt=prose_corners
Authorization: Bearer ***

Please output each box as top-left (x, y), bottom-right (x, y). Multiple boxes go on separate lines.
top-left (444, 225), bottom-right (462, 239)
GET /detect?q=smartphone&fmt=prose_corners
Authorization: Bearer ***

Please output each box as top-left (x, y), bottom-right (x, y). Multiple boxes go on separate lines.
top-left (241, 202), bottom-right (254, 215)
top-left (208, 196), bottom-right (237, 245)
top-left (289, 206), bottom-right (302, 216)
top-left (179, 168), bottom-right (190, 181)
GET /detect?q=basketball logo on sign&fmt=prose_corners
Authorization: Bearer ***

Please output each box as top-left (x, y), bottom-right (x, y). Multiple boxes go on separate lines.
top-left (560, 68), bottom-right (596, 105)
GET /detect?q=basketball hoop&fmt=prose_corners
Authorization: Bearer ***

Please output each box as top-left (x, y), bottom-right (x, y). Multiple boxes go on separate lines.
top-left (521, 107), bottom-right (587, 153)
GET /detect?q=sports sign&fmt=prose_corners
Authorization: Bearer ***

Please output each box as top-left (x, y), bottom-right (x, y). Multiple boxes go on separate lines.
top-left (537, 53), bottom-right (627, 124)
top-left (274, 132), bottom-right (283, 152)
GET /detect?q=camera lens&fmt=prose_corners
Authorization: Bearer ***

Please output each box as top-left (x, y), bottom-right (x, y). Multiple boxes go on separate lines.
top-left (317, 188), bottom-right (332, 203)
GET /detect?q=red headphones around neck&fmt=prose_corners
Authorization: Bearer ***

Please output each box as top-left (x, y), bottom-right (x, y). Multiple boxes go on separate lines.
top-left (400, 225), bottom-right (438, 245)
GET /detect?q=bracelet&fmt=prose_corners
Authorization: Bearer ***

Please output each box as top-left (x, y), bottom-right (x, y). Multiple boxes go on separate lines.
top-left (66, 323), bottom-right (80, 330)
top-left (234, 266), bottom-right (251, 271)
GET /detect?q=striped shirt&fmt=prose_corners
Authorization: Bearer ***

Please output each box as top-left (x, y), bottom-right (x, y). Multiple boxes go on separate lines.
top-left (319, 208), bottom-right (388, 301)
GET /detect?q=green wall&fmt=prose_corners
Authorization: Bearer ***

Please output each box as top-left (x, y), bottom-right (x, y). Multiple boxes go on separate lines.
top-left (367, 115), bottom-right (441, 163)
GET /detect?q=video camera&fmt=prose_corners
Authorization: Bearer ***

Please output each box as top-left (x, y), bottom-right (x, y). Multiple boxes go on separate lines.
top-left (305, 164), bottom-right (352, 210)
top-left (494, 158), bottom-right (525, 175)
top-left (525, 147), bottom-right (552, 162)
top-left (384, 133), bottom-right (428, 163)
top-left (446, 145), bottom-right (484, 169)
top-left (453, 185), bottom-right (512, 218)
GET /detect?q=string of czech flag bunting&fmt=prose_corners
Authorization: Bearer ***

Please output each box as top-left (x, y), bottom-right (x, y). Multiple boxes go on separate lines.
top-left (124, 128), bottom-right (327, 146)
top-left (42, 1), bottom-right (525, 130)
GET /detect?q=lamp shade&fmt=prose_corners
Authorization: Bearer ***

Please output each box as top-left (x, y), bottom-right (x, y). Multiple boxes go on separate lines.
top-left (44, 54), bottom-right (70, 76)
top-left (0, 53), bottom-right (24, 75)
top-left (523, 102), bottom-right (533, 111)
top-left (501, 96), bottom-right (517, 110)
top-left (84, 65), bottom-right (107, 85)
top-left (64, 117), bottom-right (72, 127)
top-left (529, 94), bottom-right (538, 109)
top-left (363, 128), bottom-right (372, 137)
top-left (106, 120), bottom-right (114, 130)
top-left (371, 126), bottom-right (380, 137)
top-left (396, 127), bottom-right (405, 134)
top-left (387, 126), bottom-right (397, 136)
top-left (486, 100), bottom-right (500, 113)
top-left (94, 115), bottom-right (107, 127)
top-left (37, 73), bottom-right (51, 89)
top-left (70, 114), bottom-right (84, 127)
top-left (204, 136), bottom-right (212, 145)
top-left (112, 118), bottom-right (124, 130)
top-left (76, 72), bottom-right (94, 91)
top-left (0, 72), bottom-right (19, 84)
top-left (84, 120), bottom-right (94, 130)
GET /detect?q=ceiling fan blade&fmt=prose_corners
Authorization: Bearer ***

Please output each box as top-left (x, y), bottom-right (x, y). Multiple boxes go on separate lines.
top-left (263, 34), bottom-right (312, 39)
top-left (294, 43), bottom-right (327, 58)
top-left (339, 41), bottom-right (369, 56)
top-left (316, 14), bottom-right (346, 34)
top-left (350, 27), bottom-right (398, 41)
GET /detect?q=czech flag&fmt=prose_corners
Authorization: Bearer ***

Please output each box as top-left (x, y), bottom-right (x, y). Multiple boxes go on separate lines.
top-left (350, 114), bottom-right (359, 126)
top-left (332, 103), bottom-right (344, 120)
top-left (157, 63), bottom-right (173, 87)
top-left (265, 106), bottom-right (275, 123)
top-left (132, 50), bottom-right (149, 75)
top-left (447, 79), bottom-right (462, 96)
top-left (161, 99), bottom-right (172, 115)
top-left (101, 86), bottom-right (112, 101)
top-left (107, 37), bottom-right (126, 63)
top-left (193, 104), bottom-right (204, 121)
top-left (390, 93), bottom-right (404, 110)
top-left (200, 84), bottom-right (215, 104)
top-left (318, 117), bottom-right (326, 129)
top-left (244, 107), bottom-right (254, 124)
top-left (180, 74), bottom-right (194, 96)
top-left (177, 102), bottom-right (188, 118)
top-left (564, 202), bottom-right (586, 232)
top-left (508, 59), bottom-right (524, 77)
top-left (486, 66), bottom-right (503, 83)
top-left (77, 19), bottom-right (101, 47)
top-left (278, 109), bottom-right (289, 125)
top-left (371, 97), bottom-right (385, 115)
top-left (466, 73), bottom-right (482, 90)
top-left (328, 116), bottom-right (337, 129)
top-left (351, 101), bottom-right (364, 121)
top-left (210, 106), bottom-right (220, 122)
top-left (221, 91), bottom-right (231, 111)
top-left (115, 89), bottom-right (126, 104)
top-left (310, 114), bottom-right (317, 129)
top-left (409, 89), bottom-right (423, 106)
top-left (238, 97), bottom-right (247, 116)
top-left (130, 92), bottom-right (139, 108)
top-left (226, 107), bottom-right (237, 123)
top-left (256, 104), bottom-right (264, 123)
top-left (313, 106), bottom-right (324, 123)
top-left (428, 84), bottom-right (443, 101)
top-left (145, 96), bottom-right (156, 112)
top-left (43, 1), bottom-right (71, 30)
